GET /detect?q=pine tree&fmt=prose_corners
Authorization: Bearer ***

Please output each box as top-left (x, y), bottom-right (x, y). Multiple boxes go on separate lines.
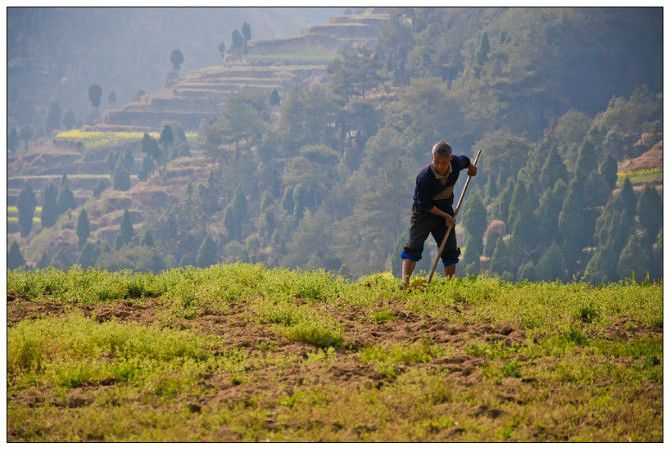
top-left (17, 185), bottom-right (37, 237)
top-left (141, 133), bottom-right (162, 161)
top-left (8, 241), bottom-right (26, 269)
top-left (141, 229), bottom-right (155, 248)
top-left (476, 32), bottom-right (490, 65)
top-left (232, 186), bottom-right (248, 223)
top-left (599, 155), bottom-right (618, 190)
top-left (138, 155), bottom-right (154, 182)
top-left (651, 229), bottom-right (663, 281)
top-left (40, 182), bottom-right (59, 228)
top-left (615, 176), bottom-right (636, 218)
top-left (78, 242), bottom-right (100, 268)
top-left (76, 209), bottom-right (90, 248)
top-left (534, 243), bottom-right (568, 281)
top-left (56, 174), bottom-right (76, 214)
top-left (462, 191), bottom-right (487, 251)
top-left (539, 145), bottom-right (568, 191)
top-left (63, 110), bottom-right (76, 130)
top-left (224, 204), bottom-right (241, 240)
top-left (517, 261), bottom-right (536, 281)
top-left (558, 182), bottom-right (589, 262)
top-left (617, 233), bottom-right (651, 281)
top-left (269, 89), bottom-right (280, 108)
top-left (636, 186), bottom-right (662, 242)
top-left (196, 235), bottom-right (218, 267)
top-left (489, 236), bottom-right (508, 276)
top-left (122, 149), bottom-right (134, 171)
top-left (112, 160), bottom-right (131, 191)
top-left (485, 175), bottom-right (498, 200)
top-left (115, 209), bottom-right (134, 249)
top-left (584, 170), bottom-right (611, 208)
top-left (584, 246), bottom-right (618, 284)
top-left (462, 236), bottom-right (481, 275)
top-left (575, 139), bottom-right (599, 180)
top-left (281, 187), bottom-right (294, 213)
top-left (159, 124), bottom-right (174, 158)
top-left (93, 179), bottom-right (109, 198)
top-left (534, 179), bottom-right (566, 246)
top-left (45, 101), bottom-right (62, 134)
top-left (37, 250), bottom-right (51, 268)
top-left (9, 126), bottom-right (19, 152)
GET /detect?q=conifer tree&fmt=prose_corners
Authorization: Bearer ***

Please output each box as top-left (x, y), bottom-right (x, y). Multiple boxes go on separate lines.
top-left (37, 250), bottom-right (51, 268)
top-left (138, 155), bottom-right (154, 182)
top-left (476, 32), bottom-right (490, 65)
top-left (558, 186), bottom-right (587, 263)
top-left (489, 236), bottom-right (508, 276)
top-left (17, 185), bottom-right (37, 237)
top-left (599, 155), bottom-right (618, 190)
top-left (485, 175), bottom-right (498, 200)
top-left (141, 229), bottom-right (155, 248)
top-left (9, 126), bottom-right (19, 152)
top-left (584, 245), bottom-right (618, 284)
top-left (56, 174), bottom-right (76, 214)
top-left (232, 185), bottom-right (248, 223)
top-left (462, 191), bottom-right (487, 251)
top-left (45, 101), bottom-right (62, 134)
top-left (76, 209), bottom-right (90, 248)
top-left (40, 182), bottom-right (59, 228)
top-left (8, 241), bottom-right (26, 269)
top-left (196, 235), bottom-right (218, 267)
top-left (78, 242), bottom-right (100, 268)
top-left (115, 209), bottom-right (134, 249)
top-left (112, 160), bottom-right (131, 191)
top-left (462, 237), bottom-right (481, 275)
top-left (224, 204), bottom-right (241, 240)
top-left (269, 89), bottom-right (280, 108)
top-left (617, 233), bottom-right (651, 281)
top-left (636, 186), bottom-right (662, 242)
top-left (539, 145), bottom-right (568, 191)
top-left (122, 148), bottom-right (134, 171)
top-left (93, 179), bottom-right (109, 198)
top-left (575, 139), bottom-right (599, 180)
top-left (63, 110), bottom-right (76, 130)
top-left (534, 243), bottom-right (568, 281)
top-left (615, 177), bottom-right (636, 218)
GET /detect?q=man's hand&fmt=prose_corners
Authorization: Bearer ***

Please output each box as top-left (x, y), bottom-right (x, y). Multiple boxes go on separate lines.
top-left (444, 214), bottom-right (455, 228)
top-left (467, 164), bottom-right (477, 176)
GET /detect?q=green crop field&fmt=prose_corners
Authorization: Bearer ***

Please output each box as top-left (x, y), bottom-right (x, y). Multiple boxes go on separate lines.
top-left (54, 130), bottom-right (198, 150)
top-left (617, 167), bottom-right (662, 186)
top-left (246, 51), bottom-right (337, 63)
top-left (7, 264), bottom-right (662, 442)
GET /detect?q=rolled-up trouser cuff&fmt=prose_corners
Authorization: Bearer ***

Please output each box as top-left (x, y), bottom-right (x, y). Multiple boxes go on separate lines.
top-left (400, 250), bottom-right (421, 262)
top-left (442, 257), bottom-right (459, 267)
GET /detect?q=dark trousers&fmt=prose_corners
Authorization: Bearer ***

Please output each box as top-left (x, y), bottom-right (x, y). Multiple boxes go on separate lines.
top-left (401, 205), bottom-right (461, 266)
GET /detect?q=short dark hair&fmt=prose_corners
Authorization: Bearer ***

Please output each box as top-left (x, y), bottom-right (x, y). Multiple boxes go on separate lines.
top-left (432, 141), bottom-right (452, 157)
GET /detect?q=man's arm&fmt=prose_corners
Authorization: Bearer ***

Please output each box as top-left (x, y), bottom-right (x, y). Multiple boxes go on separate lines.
top-left (428, 205), bottom-right (455, 227)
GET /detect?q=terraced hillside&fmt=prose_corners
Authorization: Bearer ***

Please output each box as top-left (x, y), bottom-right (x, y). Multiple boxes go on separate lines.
top-left (91, 8), bottom-right (390, 132)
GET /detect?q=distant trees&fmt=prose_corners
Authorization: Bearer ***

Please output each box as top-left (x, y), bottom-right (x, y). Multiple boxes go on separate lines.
top-left (269, 89), bottom-right (280, 108)
top-left (40, 182), bottom-right (59, 228)
top-left (19, 126), bottom-right (33, 150)
top-left (197, 235), bottom-right (218, 267)
top-left (170, 49), bottom-right (184, 71)
top-left (241, 21), bottom-right (251, 53)
top-left (76, 209), bottom-right (90, 248)
top-left (8, 241), bottom-right (26, 269)
top-left (17, 185), bottom-right (37, 237)
top-left (63, 109), bottom-right (76, 130)
top-left (45, 101), bottom-right (62, 134)
top-left (112, 160), bottom-right (131, 191)
top-left (56, 174), bottom-right (76, 214)
top-left (231, 29), bottom-right (244, 55)
top-left (88, 84), bottom-right (102, 109)
top-left (8, 126), bottom-right (19, 152)
top-left (115, 209), bottom-right (134, 249)
top-left (218, 41), bottom-right (226, 61)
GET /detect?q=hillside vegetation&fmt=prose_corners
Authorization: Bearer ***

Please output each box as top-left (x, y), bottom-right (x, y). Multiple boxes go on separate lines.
top-left (8, 264), bottom-right (662, 442)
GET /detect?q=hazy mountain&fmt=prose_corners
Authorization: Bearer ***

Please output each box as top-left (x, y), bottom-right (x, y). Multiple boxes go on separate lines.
top-left (8, 7), bottom-right (344, 129)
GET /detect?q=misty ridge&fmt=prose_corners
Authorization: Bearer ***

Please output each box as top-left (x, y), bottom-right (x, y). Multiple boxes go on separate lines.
top-left (7, 7), bottom-right (663, 285)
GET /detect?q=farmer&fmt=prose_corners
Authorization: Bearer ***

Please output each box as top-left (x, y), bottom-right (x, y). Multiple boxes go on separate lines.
top-left (401, 141), bottom-right (477, 286)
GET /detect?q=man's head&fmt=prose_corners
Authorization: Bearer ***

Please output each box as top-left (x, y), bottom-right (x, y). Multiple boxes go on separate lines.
top-left (431, 141), bottom-right (453, 175)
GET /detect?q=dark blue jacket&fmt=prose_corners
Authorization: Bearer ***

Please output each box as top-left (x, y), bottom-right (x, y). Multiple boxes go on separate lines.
top-left (412, 155), bottom-right (471, 213)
